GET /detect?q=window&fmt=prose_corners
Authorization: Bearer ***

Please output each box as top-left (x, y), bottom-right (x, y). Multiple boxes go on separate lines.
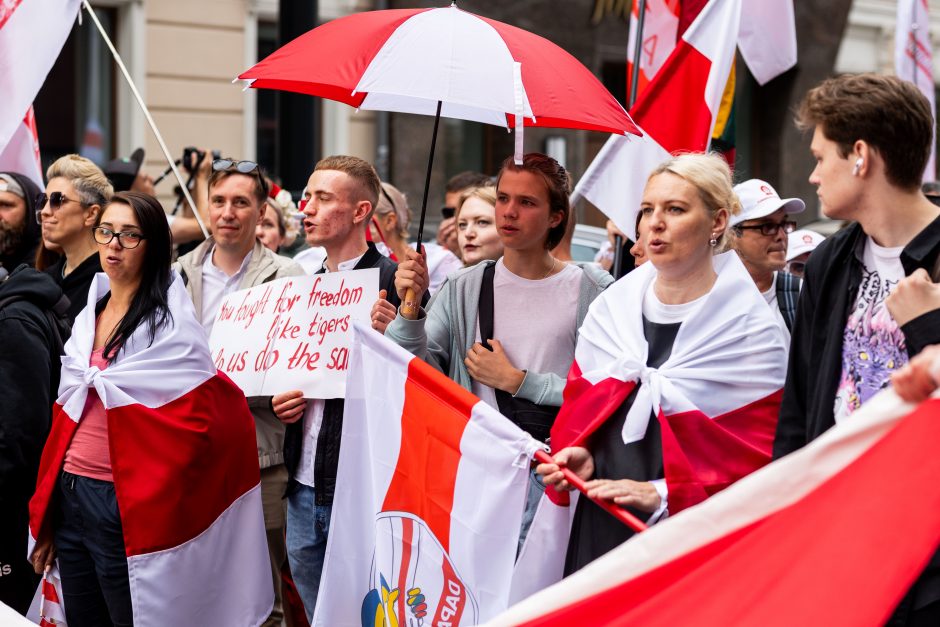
top-left (256, 20), bottom-right (278, 176)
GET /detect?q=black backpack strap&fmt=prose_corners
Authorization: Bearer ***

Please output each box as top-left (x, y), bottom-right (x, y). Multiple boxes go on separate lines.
top-left (478, 262), bottom-right (496, 347)
top-left (774, 272), bottom-right (800, 332)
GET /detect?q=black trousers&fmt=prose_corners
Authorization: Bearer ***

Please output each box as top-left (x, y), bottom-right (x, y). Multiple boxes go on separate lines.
top-left (55, 471), bottom-right (133, 627)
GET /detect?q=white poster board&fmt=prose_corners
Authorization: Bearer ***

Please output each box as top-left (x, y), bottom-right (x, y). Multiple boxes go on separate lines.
top-left (208, 268), bottom-right (379, 398)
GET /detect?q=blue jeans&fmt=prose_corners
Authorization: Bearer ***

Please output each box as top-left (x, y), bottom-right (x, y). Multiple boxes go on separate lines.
top-left (55, 471), bottom-right (132, 627)
top-left (518, 467), bottom-right (546, 556)
top-left (286, 483), bottom-right (332, 621)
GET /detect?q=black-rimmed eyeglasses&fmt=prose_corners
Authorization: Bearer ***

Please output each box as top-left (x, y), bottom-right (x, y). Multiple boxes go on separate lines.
top-left (34, 191), bottom-right (84, 224)
top-left (734, 220), bottom-right (797, 237)
top-left (93, 226), bottom-right (146, 249)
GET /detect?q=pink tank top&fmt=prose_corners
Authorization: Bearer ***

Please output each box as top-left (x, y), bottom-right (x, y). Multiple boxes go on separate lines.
top-left (63, 348), bottom-right (113, 482)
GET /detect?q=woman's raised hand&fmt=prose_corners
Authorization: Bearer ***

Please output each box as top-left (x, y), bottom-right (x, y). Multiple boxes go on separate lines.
top-left (536, 446), bottom-right (594, 491)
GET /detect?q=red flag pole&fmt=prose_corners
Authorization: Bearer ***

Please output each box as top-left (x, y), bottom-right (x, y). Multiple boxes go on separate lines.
top-left (533, 449), bottom-right (648, 533)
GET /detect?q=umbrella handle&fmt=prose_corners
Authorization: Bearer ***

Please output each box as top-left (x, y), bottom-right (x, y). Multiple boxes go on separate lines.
top-left (401, 288), bottom-right (420, 320)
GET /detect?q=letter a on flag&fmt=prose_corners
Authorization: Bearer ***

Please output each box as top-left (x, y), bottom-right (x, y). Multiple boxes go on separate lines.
top-left (314, 324), bottom-right (543, 626)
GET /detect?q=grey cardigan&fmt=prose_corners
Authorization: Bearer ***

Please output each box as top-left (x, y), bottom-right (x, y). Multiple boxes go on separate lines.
top-left (385, 260), bottom-right (614, 406)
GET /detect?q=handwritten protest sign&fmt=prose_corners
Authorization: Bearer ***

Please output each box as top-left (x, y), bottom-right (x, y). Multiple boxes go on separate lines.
top-left (208, 268), bottom-right (379, 398)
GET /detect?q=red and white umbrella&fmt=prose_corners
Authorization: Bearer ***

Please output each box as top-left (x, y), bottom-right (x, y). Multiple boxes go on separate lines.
top-left (238, 4), bottom-right (640, 314)
top-left (238, 5), bottom-right (639, 140)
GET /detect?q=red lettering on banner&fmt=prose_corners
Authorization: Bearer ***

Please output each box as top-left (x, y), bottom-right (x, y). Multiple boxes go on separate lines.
top-left (274, 281), bottom-right (301, 313)
top-left (287, 342), bottom-right (320, 371)
top-left (432, 559), bottom-right (466, 627)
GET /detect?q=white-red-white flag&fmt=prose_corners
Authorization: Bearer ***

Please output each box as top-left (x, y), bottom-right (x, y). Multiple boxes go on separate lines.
top-left (489, 388), bottom-right (940, 626)
top-left (0, 0), bottom-right (80, 153)
top-left (896, 0), bottom-right (937, 181)
top-left (574, 0), bottom-right (742, 239)
top-left (25, 566), bottom-right (67, 626)
top-left (577, 0), bottom-right (797, 237)
top-left (29, 273), bottom-right (274, 627)
top-left (314, 323), bottom-right (542, 626)
top-left (0, 106), bottom-right (44, 189)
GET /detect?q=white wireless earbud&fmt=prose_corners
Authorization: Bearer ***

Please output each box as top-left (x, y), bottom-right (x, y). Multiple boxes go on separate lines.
top-left (852, 157), bottom-right (864, 176)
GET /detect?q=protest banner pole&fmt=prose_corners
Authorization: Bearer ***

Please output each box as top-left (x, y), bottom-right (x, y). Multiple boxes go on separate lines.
top-left (611, 0), bottom-right (649, 280)
top-left (81, 0), bottom-right (209, 239)
top-left (533, 449), bottom-right (648, 533)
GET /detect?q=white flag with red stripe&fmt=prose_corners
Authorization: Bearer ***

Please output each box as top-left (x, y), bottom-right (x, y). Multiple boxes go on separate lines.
top-left (0, 0), bottom-right (79, 153)
top-left (576, 0), bottom-right (797, 238)
top-left (896, 0), bottom-right (936, 181)
top-left (25, 566), bottom-right (67, 626)
top-left (314, 323), bottom-right (542, 626)
top-left (0, 106), bottom-right (44, 190)
top-left (626, 0), bottom-right (680, 100)
top-left (28, 273), bottom-right (273, 627)
top-left (489, 387), bottom-right (940, 626)
top-left (508, 252), bottom-right (787, 602)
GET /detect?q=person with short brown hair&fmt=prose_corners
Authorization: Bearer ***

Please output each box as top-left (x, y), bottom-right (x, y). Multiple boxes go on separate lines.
top-left (776, 73), bottom-right (940, 625)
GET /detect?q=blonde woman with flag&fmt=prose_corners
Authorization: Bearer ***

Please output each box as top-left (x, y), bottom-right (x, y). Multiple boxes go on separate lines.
top-left (537, 153), bottom-right (788, 574)
top-left (28, 192), bottom-right (272, 626)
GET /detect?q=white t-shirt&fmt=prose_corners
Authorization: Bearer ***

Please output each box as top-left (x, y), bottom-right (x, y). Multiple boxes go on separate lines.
top-left (471, 259), bottom-right (582, 409)
top-left (200, 246), bottom-right (252, 337)
top-left (761, 273), bottom-right (791, 346)
top-left (293, 246), bottom-right (328, 275)
top-left (295, 251), bottom-right (366, 488)
top-left (833, 237), bottom-right (907, 423)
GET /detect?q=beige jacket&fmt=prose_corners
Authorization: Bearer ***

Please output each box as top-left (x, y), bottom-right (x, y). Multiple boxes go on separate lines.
top-left (174, 238), bottom-right (306, 469)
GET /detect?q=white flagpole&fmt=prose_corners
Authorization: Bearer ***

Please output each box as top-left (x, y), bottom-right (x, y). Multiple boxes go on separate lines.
top-left (81, 0), bottom-right (209, 238)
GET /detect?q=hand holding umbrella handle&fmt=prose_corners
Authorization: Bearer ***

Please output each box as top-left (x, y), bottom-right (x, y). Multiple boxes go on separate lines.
top-left (401, 288), bottom-right (420, 320)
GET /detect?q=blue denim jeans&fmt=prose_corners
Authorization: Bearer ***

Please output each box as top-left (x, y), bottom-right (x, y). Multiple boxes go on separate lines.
top-left (518, 467), bottom-right (546, 556)
top-left (55, 471), bottom-right (132, 627)
top-left (286, 483), bottom-right (332, 621)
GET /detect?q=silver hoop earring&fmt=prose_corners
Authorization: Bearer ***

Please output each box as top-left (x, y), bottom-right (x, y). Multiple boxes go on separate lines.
top-left (709, 236), bottom-right (718, 247)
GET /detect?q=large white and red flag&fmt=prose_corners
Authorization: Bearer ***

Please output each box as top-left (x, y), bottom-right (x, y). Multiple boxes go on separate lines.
top-left (625, 0), bottom-right (680, 101)
top-left (490, 387), bottom-right (940, 626)
top-left (510, 252), bottom-right (787, 602)
top-left (896, 0), bottom-right (936, 181)
top-left (0, 106), bottom-right (43, 189)
top-left (28, 273), bottom-right (274, 627)
top-left (576, 0), bottom-right (797, 238)
top-left (0, 0), bottom-right (80, 153)
top-left (314, 323), bottom-right (542, 626)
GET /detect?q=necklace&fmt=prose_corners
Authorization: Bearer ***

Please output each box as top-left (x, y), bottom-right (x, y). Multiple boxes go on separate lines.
top-left (540, 258), bottom-right (557, 280)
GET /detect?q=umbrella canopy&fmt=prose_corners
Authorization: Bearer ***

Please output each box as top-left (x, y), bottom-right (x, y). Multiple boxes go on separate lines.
top-left (238, 5), bottom-right (640, 137)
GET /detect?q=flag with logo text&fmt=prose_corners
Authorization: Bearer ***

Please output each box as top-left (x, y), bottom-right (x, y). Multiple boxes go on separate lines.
top-left (314, 323), bottom-right (542, 626)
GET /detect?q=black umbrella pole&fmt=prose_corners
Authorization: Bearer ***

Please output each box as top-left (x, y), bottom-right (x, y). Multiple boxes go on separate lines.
top-left (402, 100), bottom-right (443, 320)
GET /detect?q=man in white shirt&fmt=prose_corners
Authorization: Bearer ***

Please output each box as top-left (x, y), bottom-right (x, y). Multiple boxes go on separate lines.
top-left (174, 158), bottom-right (304, 627)
top-left (729, 178), bottom-right (805, 343)
top-left (270, 155), bottom-right (418, 621)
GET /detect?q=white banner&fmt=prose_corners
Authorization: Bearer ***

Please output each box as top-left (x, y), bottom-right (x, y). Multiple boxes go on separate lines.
top-left (208, 268), bottom-right (379, 397)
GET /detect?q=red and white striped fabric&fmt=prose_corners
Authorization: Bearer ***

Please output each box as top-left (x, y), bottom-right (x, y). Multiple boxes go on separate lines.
top-left (575, 0), bottom-right (796, 239)
top-left (28, 273), bottom-right (273, 627)
top-left (25, 566), bottom-right (67, 626)
top-left (896, 0), bottom-right (936, 181)
top-left (510, 252), bottom-right (786, 602)
top-left (0, 0), bottom-right (79, 153)
top-left (490, 387), bottom-right (940, 626)
top-left (314, 323), bottom-right (542, 626)
top-left (0, 106), bottom-right (43, 189)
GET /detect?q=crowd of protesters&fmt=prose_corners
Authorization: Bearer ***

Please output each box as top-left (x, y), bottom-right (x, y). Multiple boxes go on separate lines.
top-left (3, 70), bottom-right (940, 627)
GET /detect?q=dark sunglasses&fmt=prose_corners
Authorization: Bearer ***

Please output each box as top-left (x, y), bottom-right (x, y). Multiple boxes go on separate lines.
top-left (212, 159), bottom-right (269, 196)
top-left (34, 191), bottom-right (84, 224)
top-left (93, 226), bottom-right (146, 249)
top-left (734, 220), bottom-right (797, 237)
top-left (786, 261), bottom-right (806, 275)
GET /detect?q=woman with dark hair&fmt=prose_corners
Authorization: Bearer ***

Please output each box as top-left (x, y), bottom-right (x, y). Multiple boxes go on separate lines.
top-left (29, 192), bottom-right (271, 626)
top-left (378, 153), bottom-right (613, 542)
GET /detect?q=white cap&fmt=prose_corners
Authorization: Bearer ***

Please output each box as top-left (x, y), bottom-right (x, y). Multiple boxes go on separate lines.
top-left (787, 229), bottom-right (826, 261)
top-left (731, 179), bottom-right (805, 227)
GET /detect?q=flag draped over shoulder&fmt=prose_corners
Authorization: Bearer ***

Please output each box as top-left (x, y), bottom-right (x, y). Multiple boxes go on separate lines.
top-left (0, 0), bottom-right (80, 152)
top-left (509, 253), bottom-right (786, 603)
top-left (28, 273), bottom-right (273, 627)
top-left (554, 252), bottom-right (786, 512)
top-left (489, 388), bottom-right (940, 626)
top-left (314, 323), bottom-right (542, 626)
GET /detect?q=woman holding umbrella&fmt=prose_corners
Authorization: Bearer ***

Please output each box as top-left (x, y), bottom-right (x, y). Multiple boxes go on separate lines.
top-left (536, 153), bottom-right (787, 573)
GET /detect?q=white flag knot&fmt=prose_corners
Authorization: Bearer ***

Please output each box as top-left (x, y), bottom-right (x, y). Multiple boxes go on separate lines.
top-left (83, 365), bottom-right (102, 386)
top-left (621, 365), bottom-right (665, 445)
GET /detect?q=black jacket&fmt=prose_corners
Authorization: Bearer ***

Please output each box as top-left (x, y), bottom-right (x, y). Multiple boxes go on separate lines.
top-left (773, 218), bottom-right (940, 617)
top-left (284, 243), bottom-right (426, 506)
top-left (46, 252), bottom-right (103, 324)
top-left (774, 217), bottom-right (940, 458)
